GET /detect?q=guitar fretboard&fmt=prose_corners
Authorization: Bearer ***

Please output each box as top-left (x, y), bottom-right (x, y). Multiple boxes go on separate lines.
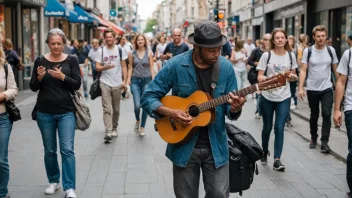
top-left (198, 84), bottom-right (258, 112)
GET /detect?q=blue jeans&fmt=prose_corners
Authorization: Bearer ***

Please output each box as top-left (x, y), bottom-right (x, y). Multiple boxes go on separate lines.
top-left (36, 111), bottom-right (76, 191)
top-left (0, 113), bottom-right (12, 197)
top-left (235, 70), bottom-right (246, 90)
top-left (345, 110), bottom-right (352, 192)
top-left (131, 76), bottom-right (152, 128)
top-left (259, 97), bottom-right (290, 159)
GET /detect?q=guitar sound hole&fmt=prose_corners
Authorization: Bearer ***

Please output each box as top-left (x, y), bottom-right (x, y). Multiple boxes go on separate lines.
top-left (188, 105), bottom-right (200, 117)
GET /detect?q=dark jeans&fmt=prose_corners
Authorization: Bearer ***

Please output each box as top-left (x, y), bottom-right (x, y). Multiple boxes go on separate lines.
top-left (345, 110), bottom-right (352, 192)
top-left (173, 148), bottom-right (229, 198)
top-left (307, 88), bottom-right (333, 143)
top-left (131, 76), bottom-right (152, 128)
top-left (36, 111), bottom-right (76, 191)
top-left (255, 93), bottom-right (261, 116)
top-left (290, 81), bottom-right (298, 105)
top-left (259, 97), bottom-right (290, 159)
top-left (91, 62), bottom-right (98, 81)
top-left (0, 113), bottom-right (12, 197)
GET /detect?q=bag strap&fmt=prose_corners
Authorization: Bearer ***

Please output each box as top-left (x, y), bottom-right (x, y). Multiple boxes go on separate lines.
top-left (348, 49), bottom-right (351, 76)
top-left (288, 51), bottom-right (293, 70)
top-left (211, 58), bottom-right (220, 93)
top-left (118, 46), bottom-right (122, 60)
top-left (101, 47), bottom-right (104, 66)
top-left (326, 46), bottom-right (334, 64)
top-left (264, 51), bottom-right (271, 76)
top-left (4, 63), bottom-right (8, 90)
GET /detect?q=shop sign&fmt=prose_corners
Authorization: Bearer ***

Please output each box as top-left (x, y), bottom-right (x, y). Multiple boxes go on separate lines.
top-left (279, 4), bottom-right (304, 17)
top-left (77, 15), bottom-right (88, 21)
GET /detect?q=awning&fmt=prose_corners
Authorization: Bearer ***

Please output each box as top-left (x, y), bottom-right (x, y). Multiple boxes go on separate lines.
top-left (44, 0), bottom-right (70, 17)
top-left (92, 14), bottom-right (110, 27)
top-left (68, 4), bottom-right (98, 24)
top-left (108, 21), bottom-right (125, 35)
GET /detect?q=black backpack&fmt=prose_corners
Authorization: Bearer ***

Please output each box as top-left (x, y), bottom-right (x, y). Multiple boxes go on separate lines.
top-left (226, 123), bottom-right (262, 196)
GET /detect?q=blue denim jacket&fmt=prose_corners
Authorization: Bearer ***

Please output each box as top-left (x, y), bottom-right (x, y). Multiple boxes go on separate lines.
top-left (141, 50), bottom-right (240, 169)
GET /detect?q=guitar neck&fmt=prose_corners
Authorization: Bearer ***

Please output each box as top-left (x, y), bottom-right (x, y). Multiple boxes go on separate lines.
top-left (198, 84), bottom-right (258, 112)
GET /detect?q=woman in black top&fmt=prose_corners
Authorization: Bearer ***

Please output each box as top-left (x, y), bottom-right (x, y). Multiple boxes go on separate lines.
top-left (30, 28), bottom-right (81, 198)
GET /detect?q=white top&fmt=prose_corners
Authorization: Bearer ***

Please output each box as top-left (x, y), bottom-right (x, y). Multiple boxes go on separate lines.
top-left (232, 50), bottom-right (247, 72)
top-left (244, 43), bottom-right (256, 58)
top-left (257, 51), bottom-right (298, 102)
top-left (301, 45), bottom-right (339, 91)
top-left (118, 44), bottom-right (132, 55)
top-left (95, 45), bottom-right (128, 87)
top-left (156, 43), bottom-right (167, 58)
top-left (336, 48), bottom-right (352, 112)
top-left (88, 47), bottom-right (100, 62)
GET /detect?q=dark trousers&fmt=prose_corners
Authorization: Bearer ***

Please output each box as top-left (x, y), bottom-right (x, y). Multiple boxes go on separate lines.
top-left (307, 88), bottom-right (333, 143)
top-left (173, 148), bottom-right (229, 198)
top-left (345, 111), bottom-right (352, 192)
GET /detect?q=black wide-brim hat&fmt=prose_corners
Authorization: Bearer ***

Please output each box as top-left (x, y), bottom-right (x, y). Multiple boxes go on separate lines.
top-left (188, 21), bottom-right (227, 48)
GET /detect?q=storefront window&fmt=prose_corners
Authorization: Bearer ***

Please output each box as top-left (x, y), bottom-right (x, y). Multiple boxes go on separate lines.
top-left (343, 6), bottom-right (352, 52)
top-left (22, 8), bottom-right (39, 78)
top-left (316, 11), bottom-right (329, 29)
top-left (285, 17), bottom-right (294, 36)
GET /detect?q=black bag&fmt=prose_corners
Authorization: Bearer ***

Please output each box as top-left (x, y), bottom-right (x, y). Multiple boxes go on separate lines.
top-left (226, 123), bottom-right (263, 162)
top-left (4, 64), bottom-right (21, 122)
top-left (89, 72), bottom-right (101, 100)
top-left (226, 123), bottom-right (261, 196)
top-left (247, 66), bottom-right (258, 85)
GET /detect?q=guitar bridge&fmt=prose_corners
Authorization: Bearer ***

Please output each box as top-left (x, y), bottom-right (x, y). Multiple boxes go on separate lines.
top-left (169, 118), bottom-right (177, 131)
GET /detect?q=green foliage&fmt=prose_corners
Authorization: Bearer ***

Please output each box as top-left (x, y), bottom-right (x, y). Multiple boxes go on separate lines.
top-left (144, 19), bottom-right (158, 33)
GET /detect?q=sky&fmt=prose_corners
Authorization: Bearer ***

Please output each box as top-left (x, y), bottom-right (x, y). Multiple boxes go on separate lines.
top-left (137, 0), bottom-right (163, 19)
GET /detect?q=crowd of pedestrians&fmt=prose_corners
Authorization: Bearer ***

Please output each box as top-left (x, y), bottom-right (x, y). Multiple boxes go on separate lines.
top-left (0, 22), bottom-right (352, 198)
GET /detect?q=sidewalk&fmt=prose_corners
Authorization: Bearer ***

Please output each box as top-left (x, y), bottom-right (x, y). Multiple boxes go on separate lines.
top-left (289, 96), bottom-right (348, 162)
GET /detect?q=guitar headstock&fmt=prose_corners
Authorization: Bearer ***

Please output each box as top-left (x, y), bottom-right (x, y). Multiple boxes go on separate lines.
top-left (258, 72), bottom-right (290, 91)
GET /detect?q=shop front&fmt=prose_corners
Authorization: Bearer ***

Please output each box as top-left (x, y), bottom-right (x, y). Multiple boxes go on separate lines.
top-left (238, 8), bottom-right (251, 40)
top-left (314, 0), bottom-right (352, 58)
top-left (252, 5), bottom-right (264, 41)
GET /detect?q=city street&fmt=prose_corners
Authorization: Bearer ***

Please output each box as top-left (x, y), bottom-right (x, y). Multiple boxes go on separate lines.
top-left (5, 89), bottom-right (350, 198)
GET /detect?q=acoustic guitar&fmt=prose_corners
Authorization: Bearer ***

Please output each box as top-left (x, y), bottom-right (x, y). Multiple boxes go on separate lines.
top-left (155, 72), bottom-right (291, 144)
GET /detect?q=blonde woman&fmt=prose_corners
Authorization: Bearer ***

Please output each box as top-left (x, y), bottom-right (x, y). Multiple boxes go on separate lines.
top-left (0, 47), bottom-right (18, 198)
top-left (230, 39), bottom-right (247, 89)
top-left (257, 28), bottom-right (298, 171)
top-left (127, 34), bottom-right (155, 136)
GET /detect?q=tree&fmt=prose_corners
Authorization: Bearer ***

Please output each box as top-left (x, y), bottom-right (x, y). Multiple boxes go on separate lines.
top-left (144, 19), bottom-right (158, 33)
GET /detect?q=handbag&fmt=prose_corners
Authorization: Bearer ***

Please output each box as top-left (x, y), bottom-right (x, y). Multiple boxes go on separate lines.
top-left (89, 47), bottom-right (103, 100)
top-left (70, 90), bottom-right (91, 131)
top-left (4, 64), bottom-right (21, 122)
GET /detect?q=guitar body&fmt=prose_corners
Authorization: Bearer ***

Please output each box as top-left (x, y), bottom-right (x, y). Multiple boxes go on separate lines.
top-left (156, 91), bottom-right (215, 144)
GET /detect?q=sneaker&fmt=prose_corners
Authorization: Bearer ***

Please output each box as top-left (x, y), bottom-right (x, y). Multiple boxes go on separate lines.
top-left (255, 113), bottom-right (261, 119)
top-left (309, 140), bottom-right (317, 149)
top-left (260, 151), bottom-right (270, 165)
top-left (111, 130), bottom-right (118, 137)
top-left (65, 189), bottom-right (77, 198)
top-left (134, 123), bottom-right (140, 133)
top-left (273, 159), bottom-right (285, 171)
top-left (104, 135), bottom-right (112, 143)
top-left (286, 120), bottom-right (292, 127)
top-left (139, 128), bottom-right (145, 136)
top-left (321, 143), bottom-right (331, 153)
top-left (44, 183), bottom-right (60, 195)
top-left (290, 104), bottom-right (297, 110)
top-left (84, 93), bottom-right (88, 98)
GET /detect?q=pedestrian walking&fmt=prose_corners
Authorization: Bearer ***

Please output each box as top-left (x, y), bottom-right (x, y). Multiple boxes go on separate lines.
top-left (286, 35), bottom-right (299, 127)
top-left (71, 39), bottom-right (90, 99)
top-left (247, 33), bottom-right (272, 119)
top-left (160, 28), bottom-right (190, 62)
top-left (244, 38), bottom-right (256, 58)
top-left (230, 39), bottom-right (247, 90)
top-left (141, 21), bottom-right (246, 198)
top-left (127, 34), bottom-right (155, 136)
top-left (3, 39), bottom-right (22, 86)
top-left (88, 39), bottom-right (100, 81)
top-left (118, 36), bottom-right (133, 99)
top-left (0, 47), bottom-right (18, 198)
top-left (333, 33), bottom-right (352, 198)
top-left (298, 25), bottom-right (339, 152)
top-left (29, 28), bottom-right (81, 198)
top-left (155, 36), bottom-right (167, 71)
top-left (257, 28), bottom-right (298, 171)
top-left (94, 28), bottom-right (128, 142)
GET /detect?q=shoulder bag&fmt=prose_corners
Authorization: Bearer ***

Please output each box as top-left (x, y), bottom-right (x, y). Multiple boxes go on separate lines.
top-left (4, 63), bottom-right (21, 122)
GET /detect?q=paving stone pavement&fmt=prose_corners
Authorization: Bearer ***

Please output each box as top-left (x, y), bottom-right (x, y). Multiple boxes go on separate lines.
top-left (5, 90), bottom-right (351, 198)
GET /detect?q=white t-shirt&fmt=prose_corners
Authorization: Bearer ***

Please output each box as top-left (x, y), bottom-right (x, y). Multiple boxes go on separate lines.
top-left (156, 43), bottom-right (167, 58)
top-left (88, 47), bottom-right (100, 62)
top-left (233, 50), bottom-right (247, 72)
top-left (336, 48), bottom-right (352, 111)
top-left (95, 45), bottom-right (128, 87)
top-left (244, 43), bottom-right (256, 58)
top-left (301, 45), bottom-right (339, 91)
top-left (257, 51), bottom-right (298, 102)
top-left (118, 44), bottom-right (132, 56)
